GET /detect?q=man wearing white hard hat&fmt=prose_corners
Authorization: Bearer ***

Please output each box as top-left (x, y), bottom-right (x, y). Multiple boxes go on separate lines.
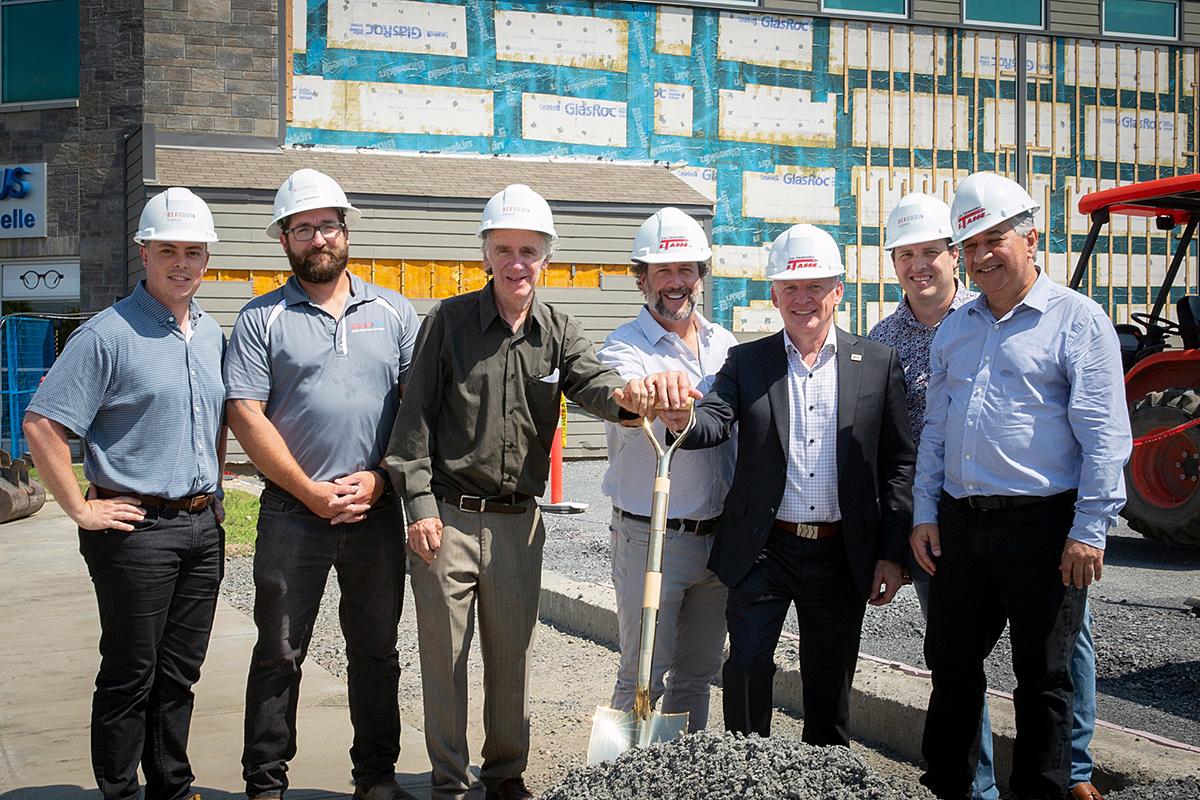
top-left (24, 188), bottom-right (228, 800)
top-left (385, 184), bottom-right (677, 800)
top-left (597, 207), bottom-right (737, 732)
top-left (661, 223), bottom-right (914, 746)
top-left (912, 172), bottom-right (1129, 800)
top-left (227, 168), bottom-right (420, 800)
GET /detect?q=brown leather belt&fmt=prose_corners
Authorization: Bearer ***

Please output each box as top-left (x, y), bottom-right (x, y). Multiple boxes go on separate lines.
top-left (438, 492), bottom-right (533, 515)
top-left (773, 519), bottom-right (842, 539)
top-left (92, 484), bottom-right (214, 513)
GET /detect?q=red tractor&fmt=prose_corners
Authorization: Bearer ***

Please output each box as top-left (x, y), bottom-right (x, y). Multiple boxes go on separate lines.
top-left (1069, 175), bottom-right (1200, 545)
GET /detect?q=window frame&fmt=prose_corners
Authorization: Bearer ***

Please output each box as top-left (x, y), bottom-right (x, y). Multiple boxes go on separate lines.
top-left (0, 0), bottom-right (80, 105)
top-left (1101, 0), bottom-right (1179, 41)
top-left (961, 0), bottom-right (1046, 31)
top-left (819, 0), bottom-right (909, 21)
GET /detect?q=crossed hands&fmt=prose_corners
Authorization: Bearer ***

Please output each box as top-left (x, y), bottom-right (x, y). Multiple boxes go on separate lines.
top-left (303, 469), bottom-right (386, 525)
top-left (611, 371), bottom-right (702, 427)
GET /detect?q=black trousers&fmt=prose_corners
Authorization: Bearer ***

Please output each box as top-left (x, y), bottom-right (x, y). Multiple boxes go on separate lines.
top-left (722, 528), bottom-right (866, 746)
top-left (78, 504), bottom-right (223, 800)
top-left (920, 492), bottom-right (1087, 800)
top-left (242, 485), bottom-right (406, 798)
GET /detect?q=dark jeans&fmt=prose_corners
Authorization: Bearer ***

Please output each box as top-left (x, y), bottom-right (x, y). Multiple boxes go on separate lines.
top-left (78, 504), bottom-right (224, 800)
top-left (920, 492), bottom-right (1087, 800)
top-left (722, 528), bottom-right (866, 746)
top-left (242, 485), bottom-right (406, 798)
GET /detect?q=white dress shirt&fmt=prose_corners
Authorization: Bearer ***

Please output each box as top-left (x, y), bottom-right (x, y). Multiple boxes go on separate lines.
top-left (779, 324), bottom-right (841, 523)
top-left (598, 307), bottom-right (738, 519)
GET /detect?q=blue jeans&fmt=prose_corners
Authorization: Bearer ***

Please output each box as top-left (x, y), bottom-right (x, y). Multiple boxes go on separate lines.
top-left (914, 573), bottom-right (1097, 799)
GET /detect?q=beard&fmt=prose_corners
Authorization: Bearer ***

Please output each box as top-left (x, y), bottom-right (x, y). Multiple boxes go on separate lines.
top-left (286, 240), bottom-right (348, 284)
top-left (649, 287), bottom-right (699, 322)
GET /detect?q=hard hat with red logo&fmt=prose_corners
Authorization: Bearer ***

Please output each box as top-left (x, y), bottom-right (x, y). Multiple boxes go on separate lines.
top-left (949, 172), bottom-right (1040, 245)
top-left (135, 187), bottom-right (219, 244)
top-left (478, 183), bottom-right (558, 240)
top-left (765, 224), bottom-right (845, 281)
top-left (631, 207), bottom-right (712, 264)
top-left (884, 192), bottom-right (954, 251)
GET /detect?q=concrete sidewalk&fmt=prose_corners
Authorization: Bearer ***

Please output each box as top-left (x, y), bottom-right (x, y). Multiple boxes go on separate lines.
top-left (0, 504), bottom-right (432, 800)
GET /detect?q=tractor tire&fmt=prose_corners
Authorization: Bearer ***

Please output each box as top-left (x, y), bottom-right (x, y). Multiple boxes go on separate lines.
top-left (1123, 388), bottom-right (1200, 545)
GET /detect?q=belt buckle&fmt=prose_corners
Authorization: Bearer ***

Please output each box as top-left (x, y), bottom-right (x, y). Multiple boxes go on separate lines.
top-left (187, 495), bottom-right (208, 513)
top-left (796, 523), bottom-right (819, 539)
top-left (966, 496), bottom-right (988, 512)
top-left (458, 495), bottom-right (485, 513)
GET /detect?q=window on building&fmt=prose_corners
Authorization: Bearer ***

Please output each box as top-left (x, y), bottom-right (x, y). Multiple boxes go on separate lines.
top-left (1, 0), bottom-right (79, 104)
top-left (821, 0), bottom-right (907, 18)
top-left (1103, 0), bottom-right (1178, 39)
top-left (963, 0), bottom-right (1044, 28)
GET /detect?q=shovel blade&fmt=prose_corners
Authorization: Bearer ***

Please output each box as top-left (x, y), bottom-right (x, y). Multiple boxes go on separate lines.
top-left (586, 706), bottom-right (689, 766)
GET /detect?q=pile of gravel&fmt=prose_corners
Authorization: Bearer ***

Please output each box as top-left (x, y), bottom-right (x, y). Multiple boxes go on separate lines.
top-left (1107, 778), bottom-right (1200, 800)
top-left (541, 731), bottom-right (936, 800)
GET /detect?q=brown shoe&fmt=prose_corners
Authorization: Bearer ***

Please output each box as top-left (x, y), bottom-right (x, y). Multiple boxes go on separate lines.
top-left (1070, 782), bottom-right (1104, 800)
top-left (484, 777), bottom-right (534, 800)
top-left (353, 780), bottom-right (418, 800)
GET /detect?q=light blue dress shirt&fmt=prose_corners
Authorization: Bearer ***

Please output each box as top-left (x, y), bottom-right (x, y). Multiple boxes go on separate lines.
top-left (912, 271), bottom-right (1131, 549)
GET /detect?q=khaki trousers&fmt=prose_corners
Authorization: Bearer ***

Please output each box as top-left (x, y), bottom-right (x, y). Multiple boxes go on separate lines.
top-left (409, 499), bottom-right (545, 800)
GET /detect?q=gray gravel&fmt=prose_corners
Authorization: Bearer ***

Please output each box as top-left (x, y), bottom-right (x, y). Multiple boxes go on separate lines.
top-left (541, 731), bottom-right (937, 800)
top-left (1107, 777), bottom-right (1200, 800)
top-left (541, 460), bottom-right (1200, 748)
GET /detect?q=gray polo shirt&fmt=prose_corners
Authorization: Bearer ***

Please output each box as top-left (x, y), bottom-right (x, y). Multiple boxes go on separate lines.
top-left (224, 272), bottom-right (419, 482)
top-left (26, 281), bottom-right (226, 499)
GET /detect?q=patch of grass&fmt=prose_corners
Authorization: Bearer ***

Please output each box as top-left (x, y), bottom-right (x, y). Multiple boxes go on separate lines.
top-left (28, 463), bottom-right (88, 499)
top-left (222, 487), bottom-right (260, 556)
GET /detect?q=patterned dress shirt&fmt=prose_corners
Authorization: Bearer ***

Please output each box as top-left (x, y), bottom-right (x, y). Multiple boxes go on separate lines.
top-left (867, 282), bottom-right (977, 444)
top-left (780, 324), bottom-right (840, 524)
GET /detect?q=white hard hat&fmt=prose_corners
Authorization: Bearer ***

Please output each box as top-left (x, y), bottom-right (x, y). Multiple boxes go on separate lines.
top-left (267, 168), bottom-right (361, 238)
top-left (885, 193), bottom-right (954, 251)
top-left (631, 207), bottom-right (712, 264)
top-left (765, 224), bottom-right (845, 281)
top-left (950, 172), bottom-right (1040, 245)
top-left (477, 184), bottom-right (557, 239)
top-left (134, 187), bottom-right (219, 244)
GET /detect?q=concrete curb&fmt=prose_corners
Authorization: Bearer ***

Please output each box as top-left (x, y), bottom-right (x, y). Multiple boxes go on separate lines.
top-left (538, 570), bottom-right (1200, 793)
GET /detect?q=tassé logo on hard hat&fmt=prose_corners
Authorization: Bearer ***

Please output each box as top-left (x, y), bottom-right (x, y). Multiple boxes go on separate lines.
top-left (957, 206), bottom-right (986, 230)
top-left (786, 257), bottom-right (819, 271)
top-left (659, 237), bottom-right (690, 250)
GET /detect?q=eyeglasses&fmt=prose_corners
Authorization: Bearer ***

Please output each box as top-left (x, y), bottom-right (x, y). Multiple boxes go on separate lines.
top-left (20, 269), bottom-right (64, 290)
top-left (284, 223), bottom-right (346, 242)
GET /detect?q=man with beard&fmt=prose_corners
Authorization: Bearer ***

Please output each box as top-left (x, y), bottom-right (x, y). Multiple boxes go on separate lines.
top-left (597, 207), bottom-right (736, 733)
top-left (225, 168), bottom-right (420, 800)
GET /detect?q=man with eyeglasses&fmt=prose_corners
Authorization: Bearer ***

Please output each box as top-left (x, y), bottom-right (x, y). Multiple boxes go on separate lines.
top-left (24, 187), bottom-right (227, 800)
top-left (225, 168), bottom-right (420, 800)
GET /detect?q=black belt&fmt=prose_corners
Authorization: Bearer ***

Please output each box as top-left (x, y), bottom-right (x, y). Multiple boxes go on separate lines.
top-left (942, 490), bottom-right (1076, 512)
top-left (92, 484), bottom-right (213, 513)
top-left (614, 507), bottom-right (720, 535)
top-left (438, 492), bottom-right (533, 515)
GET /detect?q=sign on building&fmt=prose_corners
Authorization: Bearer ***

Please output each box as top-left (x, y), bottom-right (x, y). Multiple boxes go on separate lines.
top-left (0, 163), bottom-right (47, 239)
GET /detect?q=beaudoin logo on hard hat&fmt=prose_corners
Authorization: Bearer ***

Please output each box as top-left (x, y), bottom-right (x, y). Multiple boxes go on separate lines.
top-left (786, 257), bottom-right (819, 271)
top-left (957, 207), bottom-right (986, 230)
top-left (164, 210), bottom-right (196, 220)
top-left (502, 204), bottom-right (532, 215)
top-left (659, 237), bottom-right (690, 250)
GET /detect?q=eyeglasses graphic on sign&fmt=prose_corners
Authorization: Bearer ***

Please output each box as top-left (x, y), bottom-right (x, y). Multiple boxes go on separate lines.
top-left (20, 269), bottom-right (64, 290)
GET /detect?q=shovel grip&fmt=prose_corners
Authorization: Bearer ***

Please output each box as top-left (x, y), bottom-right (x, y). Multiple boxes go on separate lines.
top-left (641, 572), bottom-right (662, 611)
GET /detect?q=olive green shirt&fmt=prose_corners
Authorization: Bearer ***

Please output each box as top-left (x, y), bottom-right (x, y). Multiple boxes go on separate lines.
top-left (386, 281), bottom-right (629, 522)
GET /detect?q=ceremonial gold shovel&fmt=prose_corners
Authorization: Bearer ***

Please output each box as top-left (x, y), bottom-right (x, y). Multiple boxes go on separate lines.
top-left (586, 404), bottom-right (696, 765)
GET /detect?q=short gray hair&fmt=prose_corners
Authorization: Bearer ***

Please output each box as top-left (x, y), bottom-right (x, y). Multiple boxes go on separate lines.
top-left (480, 230), bottom-right (557, 260)
top-left (1009, 210), bottom-right (1036, 238)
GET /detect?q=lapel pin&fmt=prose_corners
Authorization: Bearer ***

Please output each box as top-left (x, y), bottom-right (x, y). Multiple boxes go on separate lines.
top-left (850, 353), bottom-right (863, 362)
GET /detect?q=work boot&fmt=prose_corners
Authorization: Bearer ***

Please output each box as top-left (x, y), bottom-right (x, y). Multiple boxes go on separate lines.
top-left (484, 777), bottom-right (534, 800)
top-left (353, 779), bottom-right (418, 800)
top-left (1070, 783), bottom-right (1104, 800)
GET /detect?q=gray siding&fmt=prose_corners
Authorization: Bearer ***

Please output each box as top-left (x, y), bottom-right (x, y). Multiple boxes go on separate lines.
top-left (762, 0), bottom-right (822, 14)
top-left (1184, 1), bottom-right (1200, 41)
top-left (125, 129), bottom-right (148, 288)
top-left (1052, 0), bottom-right (1101, 34)
top-left (912, 0), bottom-right (961, 23)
